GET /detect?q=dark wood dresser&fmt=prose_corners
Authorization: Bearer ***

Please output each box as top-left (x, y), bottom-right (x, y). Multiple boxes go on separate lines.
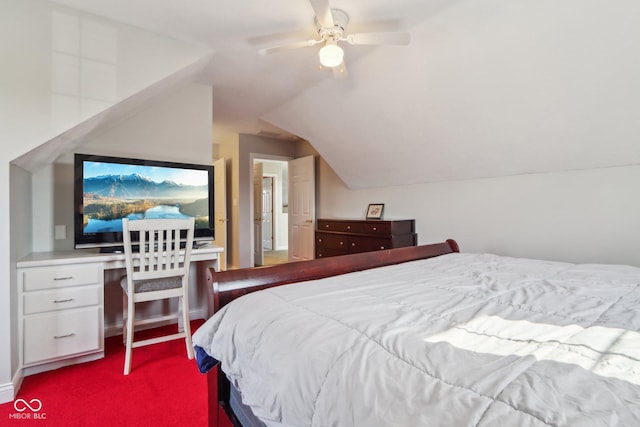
top-left (315, 219), bottom-right (417, 258)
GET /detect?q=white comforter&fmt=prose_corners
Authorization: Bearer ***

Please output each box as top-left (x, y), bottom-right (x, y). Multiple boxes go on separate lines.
top-left (193, 253), bottom-right (640, 427)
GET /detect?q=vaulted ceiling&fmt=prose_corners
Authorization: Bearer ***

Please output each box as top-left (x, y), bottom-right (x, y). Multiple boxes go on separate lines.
top-left (49, 0), bottom-right (640, 189)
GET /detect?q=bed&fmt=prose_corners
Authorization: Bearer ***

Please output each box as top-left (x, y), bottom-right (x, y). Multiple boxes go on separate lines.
top-left (193, 240), bottom-right (640, 427)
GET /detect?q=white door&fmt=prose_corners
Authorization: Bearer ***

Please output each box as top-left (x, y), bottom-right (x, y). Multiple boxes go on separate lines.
top-left (262, 177), bottom-right (274, 250)
top-left (253, 162), bottom-right (264, 266)
top-left (288, 155), bottom-right (315, 262)
top-left (213, 158), bottom-right (227, 270)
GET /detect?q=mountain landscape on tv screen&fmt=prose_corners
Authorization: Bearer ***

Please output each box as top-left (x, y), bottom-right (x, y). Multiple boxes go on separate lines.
top-left (82, 173), bottom-right (209, 232)
top-left (83, 173), bottom-right (207, 199)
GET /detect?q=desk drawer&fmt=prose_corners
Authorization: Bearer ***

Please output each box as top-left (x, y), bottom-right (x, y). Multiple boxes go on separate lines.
top-left (23, 285), bottom-right (101, 315)
top-left (22, 264), bottom-right (101, 291)
top-left (23, 306), bottom-right (102, 365)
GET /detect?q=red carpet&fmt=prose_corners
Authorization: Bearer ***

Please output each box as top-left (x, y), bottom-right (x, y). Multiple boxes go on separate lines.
top-left (0, 321), bottom-right (208, 426)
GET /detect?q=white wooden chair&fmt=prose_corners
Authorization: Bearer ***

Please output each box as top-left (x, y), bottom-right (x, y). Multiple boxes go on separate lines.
top-left (120, 217), bottom-right (195, 375)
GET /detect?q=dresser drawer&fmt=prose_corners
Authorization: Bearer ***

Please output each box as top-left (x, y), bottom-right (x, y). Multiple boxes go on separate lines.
top-left (315, 219), bottom-right (416, 259)
top-left (23, 306), bottom-right (102, 365)
top-left (23, 285), bottom-right (101, 315)
top-left (359, 222), bottom-right (391, 235)
top-left (316, 232), bottom-right (349, 250)
top-left (349, 236), bottom-right (393, 253)
top-left (316, 248), bottom-right (348, 258)
top-left (22, 264), bottom-right (101, 291)
top-left (317, 220), bottom-right (361, 233)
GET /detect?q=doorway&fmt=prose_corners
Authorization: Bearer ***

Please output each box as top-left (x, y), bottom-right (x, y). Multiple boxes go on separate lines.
top-left (253, 159), bottom-right (289, 266)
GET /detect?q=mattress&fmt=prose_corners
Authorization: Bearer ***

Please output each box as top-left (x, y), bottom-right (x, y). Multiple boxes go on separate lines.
top-left (193, 252), bottom-right (640, 426)
top-left (230, 382), bottom-right (267, 427)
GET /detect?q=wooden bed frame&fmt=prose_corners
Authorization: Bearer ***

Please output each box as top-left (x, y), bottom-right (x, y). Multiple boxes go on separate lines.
top-left (205, 239), bottom-right (460, 427)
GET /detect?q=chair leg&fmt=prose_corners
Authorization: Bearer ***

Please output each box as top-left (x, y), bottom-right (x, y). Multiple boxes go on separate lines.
top-left (177, 297), bottom-right (184, 333)
top-left (122, 292), bottom-right (128, 346)
top-left (124, 298), bottom-right (135, 375)
top-left (181, 295), bottom-right (194, 359)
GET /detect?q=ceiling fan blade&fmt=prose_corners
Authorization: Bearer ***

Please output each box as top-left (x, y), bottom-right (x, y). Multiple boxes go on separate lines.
top-left (309, 0), bottom-right (334, 28)
top-left (332, 60), bottom-right (347, 79)
top-left (258, 39), bottom-right (322, 55)
top-left (345, 32), bottom-right (411, 46)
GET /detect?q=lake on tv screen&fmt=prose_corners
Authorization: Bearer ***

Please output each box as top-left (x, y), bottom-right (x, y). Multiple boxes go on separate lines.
top-left (83, 205), bottom-right (194, 233)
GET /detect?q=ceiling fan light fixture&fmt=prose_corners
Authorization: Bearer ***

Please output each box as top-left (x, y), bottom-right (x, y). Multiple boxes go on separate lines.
top-left (319, 42), bottom-right (344, 68)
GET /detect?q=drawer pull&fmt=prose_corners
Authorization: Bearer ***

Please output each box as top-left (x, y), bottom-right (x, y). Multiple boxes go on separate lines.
top-left (347, 226), bottom-right (351, 229)
top-left (318, 238), bottom-right (323, 243)
top-left (380, 246), bottom-right (385, 249)
top-left (340, 241), bottom-right (344, 245)
top-left (53, 276), bottom-right (74, 281)
top-left (373, 227), bottom-right (377, 231)
top-left (54, 333), bottom-right (76, 339)
top-left (54, 298), bottom-right (75, 303)
top-left (351, 243), bottom-right (356, 247)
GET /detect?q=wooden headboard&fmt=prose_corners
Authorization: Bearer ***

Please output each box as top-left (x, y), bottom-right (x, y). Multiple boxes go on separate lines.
top-left (207, 239), bottom-right (459, 313)
top-left (205, 239), bottom-right (459, 427)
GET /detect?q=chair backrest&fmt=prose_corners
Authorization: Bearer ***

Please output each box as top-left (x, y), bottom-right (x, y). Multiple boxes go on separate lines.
top-left (122, 218), bottom-right (195, 285)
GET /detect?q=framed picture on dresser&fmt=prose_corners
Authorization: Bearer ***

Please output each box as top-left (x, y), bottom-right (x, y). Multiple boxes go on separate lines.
top-left (366, 203), bottom-right (384, 219)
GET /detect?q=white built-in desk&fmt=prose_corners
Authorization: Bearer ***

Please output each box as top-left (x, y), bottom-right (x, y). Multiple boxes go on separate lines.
top-left (16, 244), bottom-right (222, 376)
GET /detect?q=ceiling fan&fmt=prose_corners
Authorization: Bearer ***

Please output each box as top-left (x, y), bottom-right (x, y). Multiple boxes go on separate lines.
top-left (258, 0), bottom-right (411, 77)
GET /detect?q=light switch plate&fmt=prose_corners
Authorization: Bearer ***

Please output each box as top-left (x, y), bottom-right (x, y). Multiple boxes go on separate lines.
top-left (55, 225), bottom-right (66, 240)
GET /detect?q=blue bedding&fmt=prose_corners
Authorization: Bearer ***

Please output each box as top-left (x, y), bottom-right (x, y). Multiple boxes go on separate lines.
top-left (194, 345), bottom-right (219, 373)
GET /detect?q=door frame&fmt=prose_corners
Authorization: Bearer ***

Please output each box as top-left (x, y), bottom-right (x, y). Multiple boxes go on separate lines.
top-left (249, 153), bottom-right (292, 267)
top-left (253, 162), bottom-right (264, 266)
top-left (213, 158), bottom-right (227, 270)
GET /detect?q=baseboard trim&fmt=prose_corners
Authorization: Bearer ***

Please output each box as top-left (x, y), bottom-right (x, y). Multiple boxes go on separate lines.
top-left (23, 351), bottom-right (104, 377)
top-left (0, 369), bottom-right (22, 404)
top-left (0, 383), bottom-right (14, 405)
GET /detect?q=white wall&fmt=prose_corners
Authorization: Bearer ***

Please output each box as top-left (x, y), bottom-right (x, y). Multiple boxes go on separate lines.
top-left (1, 0), bottom-right (212, 400)
top-left (0, 165), bottom-right (32, 402)
top-left (307, 138), bottom-right (640, 267)
top-left (28, 82), bottom-right (214, 334)
top-left (1, 0), bottom-right (211, 164)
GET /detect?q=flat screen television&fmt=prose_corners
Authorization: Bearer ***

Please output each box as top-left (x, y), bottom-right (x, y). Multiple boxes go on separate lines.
top-left (74, 153), bottom-right (214, 251)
